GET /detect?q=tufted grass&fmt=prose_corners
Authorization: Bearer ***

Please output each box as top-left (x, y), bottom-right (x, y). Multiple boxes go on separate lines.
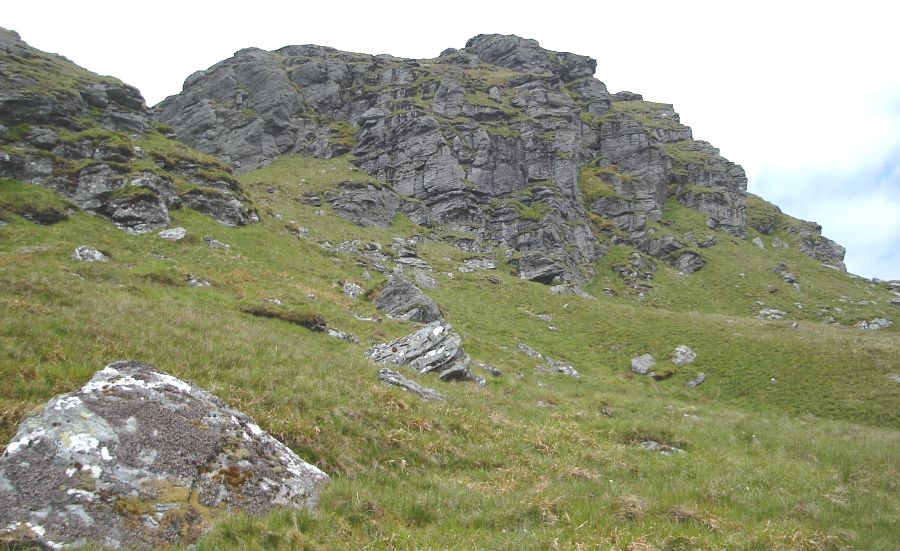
top-left (1, 158), bottom-right (898, 549)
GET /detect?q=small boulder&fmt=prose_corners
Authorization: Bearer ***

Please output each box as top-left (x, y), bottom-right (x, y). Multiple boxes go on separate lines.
top-left (327, 328), bottom-right (359, 343)
top-left (0, 361), bottom-right (328, 550)
top-left (686, 372), bottom-right (706, 388)
top-left (752, 237), bottom-right (766, 249)
top-left (631, 354), bottom-right (656, 375)
top-left (672, 345), bottom-right (696, 366)
top-left (342, 281), bottom-right (364, 299)
top-left (185, 274), bottom-right (211, 288)
top-left (70, 246), bottom-right (109, 262)
top-left (758, 308), bottom-right (785, 320)
top-left (204, 236), bottom-right (230, 249)
top-left (157, 226), bottom-right (186, 240)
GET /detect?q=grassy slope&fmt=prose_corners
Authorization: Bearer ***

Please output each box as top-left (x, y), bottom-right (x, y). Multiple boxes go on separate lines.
top-left (1, 156), bottom-right (898, 550)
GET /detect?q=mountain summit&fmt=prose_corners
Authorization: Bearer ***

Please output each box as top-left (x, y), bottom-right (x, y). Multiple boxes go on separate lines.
top-left (155, 34), bottom-right (845, 284)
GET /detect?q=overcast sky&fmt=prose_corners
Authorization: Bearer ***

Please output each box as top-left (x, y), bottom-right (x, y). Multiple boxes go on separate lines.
top-left (5, 1), bottom-right (899, 279)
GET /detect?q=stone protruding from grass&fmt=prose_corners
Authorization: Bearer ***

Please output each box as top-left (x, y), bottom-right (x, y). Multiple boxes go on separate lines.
top-left (672, 345), bottom-right (696, 366)
top-left (366, 320), bottom-right (481, 384)
top-left (631, 354), bottom-right (656, 375)
top-left (516, 343), bottom-right (580, 378)
top-left (686, 372), bottom-right (707, 388)
top-left (0, 361), bottom-right (329, 550)
top-left (70, 245), bottom-right (109, 262)
top-left (378, 368), bottom-right (445, 401)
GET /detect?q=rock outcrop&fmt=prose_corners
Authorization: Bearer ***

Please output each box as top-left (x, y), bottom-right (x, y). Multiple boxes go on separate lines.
top-left (366, 320), bottom-right (481, 383)
top-left (0, 28), bottom-right (257, 233)
top-left (155, 32), bottom-right (847, 280)
top-left (0, 361), bottom-right (328, 550)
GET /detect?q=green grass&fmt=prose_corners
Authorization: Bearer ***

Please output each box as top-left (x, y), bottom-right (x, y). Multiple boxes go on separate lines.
top-left (578, 166), bottom-right (631, 204)
top-left (1, 158), bottom-right (898, 550)
top-left (608, 100), bottom-right (689, 132)
top-left (663, 141), bottom-right (726, 177)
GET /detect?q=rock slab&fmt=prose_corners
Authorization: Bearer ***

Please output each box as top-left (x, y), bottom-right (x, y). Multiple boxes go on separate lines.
top-left (366, 320), bottom-right (480, 383)
top-left (0, 361), bottom-right (328, 550)
top-left (378, 368), bottom-right (445, 401)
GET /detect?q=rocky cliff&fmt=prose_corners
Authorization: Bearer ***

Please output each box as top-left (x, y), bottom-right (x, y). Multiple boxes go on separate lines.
top-left (0, 28), bottom-right (257, 233)
top-left (155, 34), bottom-right (845, 283)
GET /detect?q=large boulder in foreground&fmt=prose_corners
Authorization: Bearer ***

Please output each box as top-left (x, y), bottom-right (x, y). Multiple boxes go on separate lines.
top-left (0, 361), bottom-right (328, 550)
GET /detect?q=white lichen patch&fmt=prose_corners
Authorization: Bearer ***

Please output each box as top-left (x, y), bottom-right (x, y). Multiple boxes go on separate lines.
top-left (5, 427), bottom-right (46, 455)
top-left (81, 367), bottom-right (194, 396)
top-left (54, 396), bottom-right (83, 411)
top-left (65, 433), bottom-right (100, 454)
top-left (246, 422), bottom-right (264, 436)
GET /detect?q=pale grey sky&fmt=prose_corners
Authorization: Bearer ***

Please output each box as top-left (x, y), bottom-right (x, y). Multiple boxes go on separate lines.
top-left (5, 0), bottom-right (899, 279)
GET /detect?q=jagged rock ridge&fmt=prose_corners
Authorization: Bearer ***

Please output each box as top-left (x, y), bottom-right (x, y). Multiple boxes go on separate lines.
top-left (156, 33), bottom-right (846, 280)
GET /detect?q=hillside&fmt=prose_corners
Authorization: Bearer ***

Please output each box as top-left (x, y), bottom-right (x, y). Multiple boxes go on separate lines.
top-left (1, 29), bottom-right (899, 550)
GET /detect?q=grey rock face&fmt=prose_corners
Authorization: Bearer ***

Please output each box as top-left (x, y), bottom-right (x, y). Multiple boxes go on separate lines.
top-left (378, 368), bottom-right (445, 401)
top-left (463, 34), bottom-right (597, 83)
top-left (326, 183), bottom-right (400, 227)
top-left (512, 252), bottom-right (565, 284)
top-left (786, 222), bottom-right (847, 270)
top-left (0, 361), bottom-right (328, 550)
top-left (671, 142), bottom-right (748, 238)
top-left (373, 275), bottom-right (442, 323)
top-left (71, 246), bottom-right (109, 262)
top-left (153, 32), bottom-right (852, 281)
top-left (589, 197), bottom-right (646, 232)
top-left (180, 189), bottom-right (259, 227)
top-left (631, 354), bottom-right (656, 375)
top-left (366, 320), bottom-right (479, 383)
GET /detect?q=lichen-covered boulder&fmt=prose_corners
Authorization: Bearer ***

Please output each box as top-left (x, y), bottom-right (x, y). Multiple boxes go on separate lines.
top-left (0, 361), bottom-right (328, 550)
